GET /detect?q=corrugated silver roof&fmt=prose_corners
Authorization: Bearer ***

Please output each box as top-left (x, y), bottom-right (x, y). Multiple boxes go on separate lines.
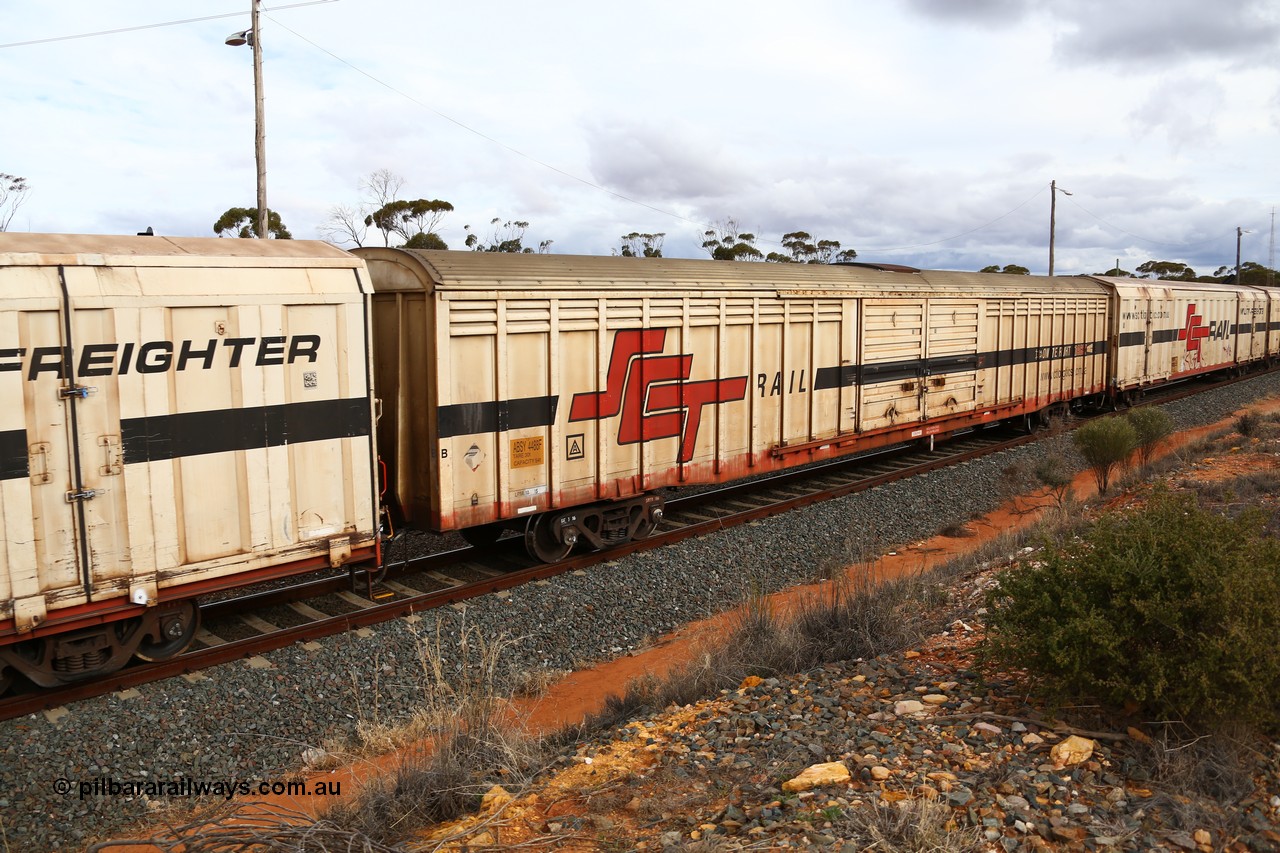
top-left (0, 233), bottom-right (359, 267)
top-left (358, 248), bottom-right (1108, 296)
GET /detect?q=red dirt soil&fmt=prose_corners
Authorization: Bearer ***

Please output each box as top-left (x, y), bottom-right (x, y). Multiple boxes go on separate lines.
top-left (108, 398), bottom-right (1280, 850)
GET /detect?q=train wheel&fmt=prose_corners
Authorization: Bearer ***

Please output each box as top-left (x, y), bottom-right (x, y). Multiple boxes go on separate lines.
top-left (135, 601), bottom-right (200, 662)
top-left (459, 522), bottom-right (507, 548)
top-left (630, 505), bottom-right (662, 541)
top-left (525, 515), bottom-right (575, 563)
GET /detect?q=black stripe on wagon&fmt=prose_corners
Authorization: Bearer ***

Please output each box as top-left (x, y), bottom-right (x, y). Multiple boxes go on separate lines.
top-left (1118, 331), bottom-right (1146, 348)
top-left (813, 342), bottom-right (1106, 391)
top-left (437, 395), bottom-right (559, 439)
top-left (1118, 328), bottom-right (1194, 347)
top-left (442, 338), bottom-right (1109, 437)
top-left (0, 428), bottom-right (27, 480)
top-left (813, 365), bottom-right (858, 389)
top-left (121, 397), bottom-right (372, 464)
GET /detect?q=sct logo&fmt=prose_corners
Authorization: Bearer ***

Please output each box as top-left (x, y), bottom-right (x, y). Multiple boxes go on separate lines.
top-left (568, 329), bottom-right (747, 463)
top-left (1178, 304), bottom-right (1228, 357)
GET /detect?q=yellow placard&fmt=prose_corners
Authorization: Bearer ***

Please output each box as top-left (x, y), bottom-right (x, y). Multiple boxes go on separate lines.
top-left (509, 436), bottom-right (544, 469)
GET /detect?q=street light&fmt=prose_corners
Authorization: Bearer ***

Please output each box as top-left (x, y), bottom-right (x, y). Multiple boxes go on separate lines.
top-left (1236, 226), bottom-right (1252, 284)
top-left (1048, 179), bottom-right (1072, 276)
top-left (225, 0), bottom-right (267, 239)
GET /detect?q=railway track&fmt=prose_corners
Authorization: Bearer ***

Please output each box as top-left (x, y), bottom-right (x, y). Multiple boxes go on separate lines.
top-left (0, 368), bottom-right (1261, 721)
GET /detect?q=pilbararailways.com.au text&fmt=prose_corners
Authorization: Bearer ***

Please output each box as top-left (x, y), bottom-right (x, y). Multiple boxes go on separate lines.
top-left (55, 776), bottom-right (341, 801)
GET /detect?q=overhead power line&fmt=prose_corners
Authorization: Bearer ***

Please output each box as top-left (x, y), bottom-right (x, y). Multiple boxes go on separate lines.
top-left (266, 15), bottom-right (1071, 252)
top-left (6, 4), bottom-right (1254, 258)
top-left (0, 2), bottom-right (338, 50)
top-left (263, 13), bottom-right (710, 232)
top-left (1059, 193), bottom-right (1227, 250)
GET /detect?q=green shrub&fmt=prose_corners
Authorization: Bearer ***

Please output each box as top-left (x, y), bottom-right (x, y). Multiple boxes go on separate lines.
top-left (1073, 416), bottom-right (1137, 493)
top-left (1234, 411), bottom-right (1259, 437)
top-left (982, 488), bottom-right (1280, 727)
top-left (1033, 453), bottom-right (1074, 507)
top-left (1126, 407), bottom-right (1174, 467)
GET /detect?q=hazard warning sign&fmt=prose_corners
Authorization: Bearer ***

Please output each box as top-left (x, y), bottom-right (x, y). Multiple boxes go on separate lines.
top-left (566, 433), bottom-right (585, 460)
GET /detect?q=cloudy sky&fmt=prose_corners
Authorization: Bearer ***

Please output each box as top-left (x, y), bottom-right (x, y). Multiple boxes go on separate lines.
top-left (3, 0), bottom-right (1278, 275)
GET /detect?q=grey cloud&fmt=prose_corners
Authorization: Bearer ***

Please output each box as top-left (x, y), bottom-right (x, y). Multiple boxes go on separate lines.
top-left (903, 0), bottom-right (1034, 27)
top-left (1127, 76), bottom-right (1225, 150)
top-left (906, 0), bottom-right (1280, 67)
top-left (585, 122), bottom-right (759, 202)
top-left (1051, 0), bottom-right (1280, 66)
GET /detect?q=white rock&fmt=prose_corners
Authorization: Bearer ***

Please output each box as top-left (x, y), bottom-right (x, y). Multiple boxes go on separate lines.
top-left (782, 762), bottom-right (851, 792)
top-left (301, 747), bottom-right (328, 767)
top-left (1050, 735), bottom-right (1096, 768)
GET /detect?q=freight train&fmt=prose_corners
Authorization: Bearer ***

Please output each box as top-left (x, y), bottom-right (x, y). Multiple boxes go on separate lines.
top-left (0, 232), bottom-right (1274, 690)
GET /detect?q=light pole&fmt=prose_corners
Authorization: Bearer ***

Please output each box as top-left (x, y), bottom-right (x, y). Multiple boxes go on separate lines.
top-left (1236, 226), bottom-right (1252, 284)
top-left (226, 0), bottom-right (267, 239)
top-left (1048, 179), bottom-right (1071, 276)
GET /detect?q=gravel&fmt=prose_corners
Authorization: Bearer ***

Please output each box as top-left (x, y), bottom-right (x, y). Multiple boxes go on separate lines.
top-left (4, 372), bottom-right (1279, 851)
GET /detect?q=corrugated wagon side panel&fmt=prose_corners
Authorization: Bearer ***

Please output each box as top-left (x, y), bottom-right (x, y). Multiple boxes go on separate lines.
top-left (371, 289), bottom-right (436, 528)
top-left (925, 299), bottom-right (980, 418)
top-left (0, 239), bottom-right (377, 643)
top-left (1238, 290), bottom-right (1267, 362)
top-left (858, 299), bottom-right (925, 432)
top-left (100, 266), bottom-right (377, 592)
top-left (8, 278), bottom-right (84, 624)
top-left (1266, 290), bottom-right (1280, 359)
top-left (436, 296), bottom-right (500, 527)
top-left (0, 273), bottom-right (71, 627)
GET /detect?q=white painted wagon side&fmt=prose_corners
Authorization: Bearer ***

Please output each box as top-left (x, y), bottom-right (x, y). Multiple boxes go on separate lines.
top-left (1262, 287), bottom-right (1280, 360)
top-left (1099, 278), bottom-right (1243, 391)
top-left (359, 251), bottom-right (1111, 539)
top-left (0, 235), bottom-right (379, 674)
top-left (1233, 286), bottom-right (1269, 364)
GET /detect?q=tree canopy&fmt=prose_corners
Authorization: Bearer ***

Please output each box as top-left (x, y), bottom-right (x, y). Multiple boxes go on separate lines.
top-left (321, 171), bottom-right (456, 249)
top-left (0, 173), bottom-right (30, 232)
top-left (766, 231), bottom-right (858, 264)
top-left (464, 218), bottom-right (552, 254)
top-left (213, 207), bottom-right (292, 239)
top-left (1135, 260), bottom-right (1197, 281)
top-left (979, 264), bottom-right (1030, 275)
top-left (403, 231), bottom-right (448, 250)
top-left (365, 198), bottom-right (454, 249)
top-left (1093, 265), bottom-right (1135, 277)
top-left (701, 219), bottom-right (763, 261)
top-left (616, 232), bottom-right (665, 258)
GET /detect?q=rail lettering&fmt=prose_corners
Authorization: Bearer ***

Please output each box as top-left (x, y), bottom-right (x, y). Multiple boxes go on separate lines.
top-left (756, 369), bottom-right (808, 396)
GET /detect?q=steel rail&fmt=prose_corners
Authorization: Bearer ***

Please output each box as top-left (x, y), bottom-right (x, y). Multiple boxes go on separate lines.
top-left (0, 366), bottom-right (1267, 721)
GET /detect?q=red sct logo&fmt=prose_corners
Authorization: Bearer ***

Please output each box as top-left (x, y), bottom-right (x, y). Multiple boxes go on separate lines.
top-left (1178, 303), bottom-right (1210, 355)
top-left (568, 329), bottom-right (748, 463)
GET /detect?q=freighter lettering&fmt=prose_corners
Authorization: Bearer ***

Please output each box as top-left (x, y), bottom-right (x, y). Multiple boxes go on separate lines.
top-left (0, 335), bottom-right (321, 380)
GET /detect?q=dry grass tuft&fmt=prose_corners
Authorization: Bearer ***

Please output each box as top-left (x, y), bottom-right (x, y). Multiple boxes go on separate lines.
top-left (831, 798), bottom-right (986, 852)
top-left (322, 620), bottom-right (546, 844)
top-left (86, 803), bottom-right (401, 852)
